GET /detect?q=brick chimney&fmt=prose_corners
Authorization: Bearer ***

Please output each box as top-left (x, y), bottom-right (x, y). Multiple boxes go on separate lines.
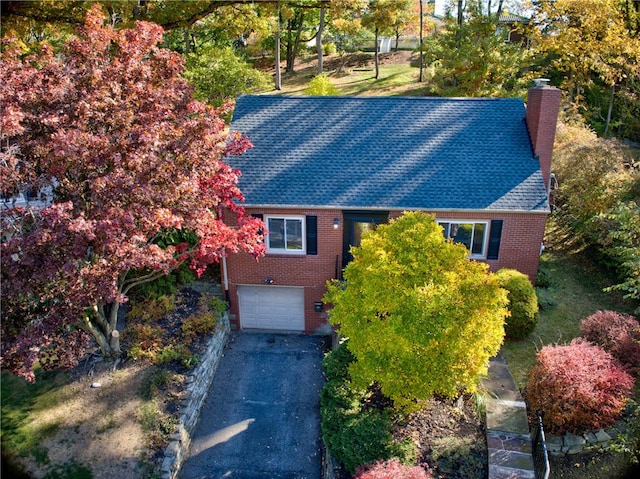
top-left (526, 79), bottom-right (561, 191)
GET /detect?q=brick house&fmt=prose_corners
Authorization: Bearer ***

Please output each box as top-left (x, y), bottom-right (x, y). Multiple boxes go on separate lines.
top-left (222, 83), bottom-right (561, 334)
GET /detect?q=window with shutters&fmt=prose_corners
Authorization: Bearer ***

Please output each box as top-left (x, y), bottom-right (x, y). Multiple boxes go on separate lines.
top-left (437, 221), bottom-right (489, 258)
top-left (265, 216), bottom-right (306, 254)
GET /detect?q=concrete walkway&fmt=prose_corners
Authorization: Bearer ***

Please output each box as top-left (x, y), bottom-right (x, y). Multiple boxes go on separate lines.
top-left (180, 333), bottom-right (327, 479)
top-left (480, 356), bottom-right (536, 479)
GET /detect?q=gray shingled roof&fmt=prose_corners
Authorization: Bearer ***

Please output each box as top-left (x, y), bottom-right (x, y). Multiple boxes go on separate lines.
top-left (227, 95), bottom-right (549, 213)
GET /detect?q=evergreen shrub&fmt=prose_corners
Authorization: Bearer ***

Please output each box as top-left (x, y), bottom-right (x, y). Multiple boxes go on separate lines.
top-left (320, 343), bottom-right (416, 473)
top-left (496, 268), bottom-right (539, 340)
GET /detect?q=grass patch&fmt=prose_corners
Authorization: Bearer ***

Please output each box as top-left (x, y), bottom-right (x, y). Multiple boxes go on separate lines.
top-left (274, 52), bottom-right (425, 97)
top-left (330, 64), bottom-right (424, 97)
top-left (501, 218), bottom-right (637, 388)
top-left (137, 401), bottom-right (178, 450)
top-left (42, 460), bottom-right (92, 479)
top-left (1, 369), bottom-right (68, 464)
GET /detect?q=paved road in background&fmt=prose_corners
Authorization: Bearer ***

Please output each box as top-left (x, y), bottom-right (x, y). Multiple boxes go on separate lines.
top-left (180, 332), bottom-right (327, 479)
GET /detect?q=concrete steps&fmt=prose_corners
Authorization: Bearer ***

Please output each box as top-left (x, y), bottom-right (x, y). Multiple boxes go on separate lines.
top-left (481, 356), bottom-right (536, 479)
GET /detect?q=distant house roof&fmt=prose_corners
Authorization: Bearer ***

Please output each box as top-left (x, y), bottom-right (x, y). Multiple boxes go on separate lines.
top-left (227, 95), bottom-right (548, 213)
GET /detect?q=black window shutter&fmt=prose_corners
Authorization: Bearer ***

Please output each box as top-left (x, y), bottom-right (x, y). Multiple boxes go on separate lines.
top-left (306, 215), bottom-right (318, 255)
top-left (251, 214), bottom-right (264, 236)
top-left (487, 220), bottom-right (503, 260)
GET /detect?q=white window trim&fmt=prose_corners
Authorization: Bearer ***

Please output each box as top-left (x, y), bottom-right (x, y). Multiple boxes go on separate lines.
top-left (437, 220), bottom-right (489, 259)
top-left (265, 215), bottom-right (306, 255)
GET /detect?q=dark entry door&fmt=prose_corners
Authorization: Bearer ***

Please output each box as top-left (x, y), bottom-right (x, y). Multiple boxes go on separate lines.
top-left (342, 211), bottom-right (389, 270)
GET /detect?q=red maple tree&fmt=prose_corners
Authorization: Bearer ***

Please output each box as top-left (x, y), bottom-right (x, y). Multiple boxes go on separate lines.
top-left (0, 6), bottom-right (265, 381)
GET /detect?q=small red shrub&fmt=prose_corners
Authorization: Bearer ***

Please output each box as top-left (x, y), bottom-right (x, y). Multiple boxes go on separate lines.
top-left (525, 338), bottom-right (635, 435)
top-left (354, 459), bottom-right (433, 479)
top-left (580, 310), bottom-right (640, 375)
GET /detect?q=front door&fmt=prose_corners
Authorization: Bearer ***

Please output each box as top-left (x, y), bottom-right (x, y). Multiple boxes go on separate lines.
top-left (342, 211), bottom-right (389, 271)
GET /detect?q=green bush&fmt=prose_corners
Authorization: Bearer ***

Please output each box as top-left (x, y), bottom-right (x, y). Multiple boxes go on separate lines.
top-left (132, 264), bottom-right (196, 301)
top-left (611, 399), bottom-right (640, 464)
top-left (323, 42), bottom-right (337, 55)
top-left (305, 73), bottom-right (339, 96)
top-left (496, 269), bottom-right (539, 340)
top-left (155, 344), bottom-right (192, 366)
top-left (320, 343), bottom-right (416, 473)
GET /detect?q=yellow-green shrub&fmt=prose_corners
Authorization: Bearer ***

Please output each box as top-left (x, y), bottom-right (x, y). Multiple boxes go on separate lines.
top-left (324, 212), bottom-right (508, 411)
top-left (305, 73), bottom-right (339, 96)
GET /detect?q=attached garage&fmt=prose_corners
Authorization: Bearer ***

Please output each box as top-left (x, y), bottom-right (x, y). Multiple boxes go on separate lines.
top-left (237, 285), bottom-right (305, 331)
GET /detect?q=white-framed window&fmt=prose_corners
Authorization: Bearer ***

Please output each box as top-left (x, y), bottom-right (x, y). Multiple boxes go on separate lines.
top-left (438, 221), bottom-right (488, 258)
top-left (265, 215), bottom-right (305, 254)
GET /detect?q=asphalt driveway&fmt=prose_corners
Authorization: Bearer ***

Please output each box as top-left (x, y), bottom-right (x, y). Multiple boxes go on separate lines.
top-left (180, 332), bottom-right (328, 479)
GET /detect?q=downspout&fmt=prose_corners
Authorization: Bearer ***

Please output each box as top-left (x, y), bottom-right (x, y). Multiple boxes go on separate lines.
top-left (217, 206), bottom-right (231, 307)
top-left (221, 250), bottom-right (231, 307)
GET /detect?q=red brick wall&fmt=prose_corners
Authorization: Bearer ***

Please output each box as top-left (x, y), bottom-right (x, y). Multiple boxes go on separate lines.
top-left (225, 209), bottom-right (547, 332)
top-left (225, 208), bottom-right (343, 333)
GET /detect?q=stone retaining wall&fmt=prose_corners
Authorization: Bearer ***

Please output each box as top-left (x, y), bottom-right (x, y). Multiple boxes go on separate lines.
top-left (322, 444), bottom-right (340, 479)
top-left (545, 428), bottom-right (615, 456)
top-left (160, 314), bottom-right (230, 479)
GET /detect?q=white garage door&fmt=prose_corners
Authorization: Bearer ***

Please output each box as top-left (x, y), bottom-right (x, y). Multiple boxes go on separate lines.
top-left (237, 285), bottom-right (305, 331)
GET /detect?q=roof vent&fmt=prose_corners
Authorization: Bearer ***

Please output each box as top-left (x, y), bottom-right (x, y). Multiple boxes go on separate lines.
top-left (534, 78), bottom-right (550, 87)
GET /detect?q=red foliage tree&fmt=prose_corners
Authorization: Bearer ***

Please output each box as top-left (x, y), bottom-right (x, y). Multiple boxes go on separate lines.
top-left (0, 6), bottom-right (265, 381)
top-left (525, 338), bottom-right (635, 435)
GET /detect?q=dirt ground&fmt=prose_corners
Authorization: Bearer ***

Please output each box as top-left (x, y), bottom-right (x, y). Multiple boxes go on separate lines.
top-left (16, 360), bottom-right (151, 479)
top-left (394, 394), bottom-right (488, 478)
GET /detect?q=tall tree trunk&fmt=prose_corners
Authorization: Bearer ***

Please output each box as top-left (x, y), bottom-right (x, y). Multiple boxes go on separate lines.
top-left (184, 26), bottom-right (191, 54)
top-left (275, 2), bottom-right (281, 90)
top-left (419, 0), bottom-right (424, 82)
top-left (317, 5), bottom-right (324, 73)
top-left (496, 0), bottom-right (504, 18)
top-left (456, 0), bottom-right (464, 47)
top-left (605, 85), bottom-right (615, 137)
top-left (374, 26), bottom-right (380, 79)
top-left (286, 10), bottom-right (305, 73)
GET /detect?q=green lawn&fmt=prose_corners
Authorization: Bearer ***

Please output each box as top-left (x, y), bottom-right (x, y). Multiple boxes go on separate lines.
top-left (1, 369), bottom-right (70, 470)
top-left (270, 51), bottom-right (427, 97)
top-left (501, 218), bottom-right (638, 388)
